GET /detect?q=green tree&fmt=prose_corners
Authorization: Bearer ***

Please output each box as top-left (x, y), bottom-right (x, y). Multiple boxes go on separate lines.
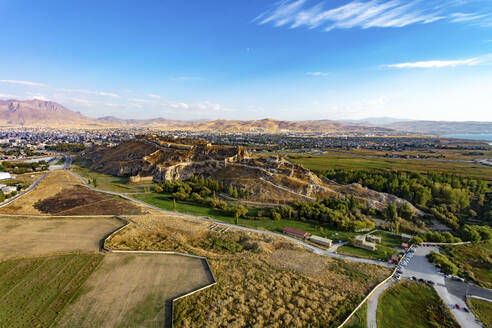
top-left (386, 202), bottom-right (398, 221)
top-left (173, 198), bottom-right (177, 211)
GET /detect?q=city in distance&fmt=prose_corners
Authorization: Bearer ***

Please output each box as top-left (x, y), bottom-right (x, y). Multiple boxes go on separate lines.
top-left (0, 1), bottom-right (491, 328)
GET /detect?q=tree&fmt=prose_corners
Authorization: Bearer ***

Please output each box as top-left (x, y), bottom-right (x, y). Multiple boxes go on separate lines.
top-left (386, 202), bottom-right (398, 221)
top-left (232, 187), bottom-right (239, 199)
top-left (154, 185), bottom-right (163, 193)
top-left (172, 198), bottom-right (177, 211)
top-left (93, 178), bottom-right (98, 188)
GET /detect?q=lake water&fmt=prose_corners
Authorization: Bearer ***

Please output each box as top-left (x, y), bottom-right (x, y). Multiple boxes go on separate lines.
top-left (442, 134), bottom-right (492, 144)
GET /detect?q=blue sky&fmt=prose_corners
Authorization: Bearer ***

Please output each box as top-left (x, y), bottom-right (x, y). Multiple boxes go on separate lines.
top-left (0, 0), bottom-right (491, 121)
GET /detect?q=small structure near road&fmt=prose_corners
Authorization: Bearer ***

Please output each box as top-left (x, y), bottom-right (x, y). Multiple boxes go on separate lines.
top-left (283, 227), bottom-right (310, 239)
top-left (309, 235), bottom-right (332, 247)
top-left (353, 235), bottom-right (376, 251)
top-left (366, 235), bottom-right (382, 243)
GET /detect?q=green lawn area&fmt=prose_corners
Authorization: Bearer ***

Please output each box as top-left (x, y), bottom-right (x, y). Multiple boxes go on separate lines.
top-left (71, 159), bottom-right (153, 194)
top-left (286, 154), bottom-right (492, 181)
top-left (337, 231), bottom-right (403, 261)
top-left (346, 302), bottom-right (367, 328)
top-left (467, 297), bottom-right (492, 328)
top-left (0, 253), bottom-right (103, 328)
top-left (442, 240), bottom-right (492, 289)
top-left (132, 193), bottom-right (358, 241)
top-left (377, 281), bottom-right (460, 328)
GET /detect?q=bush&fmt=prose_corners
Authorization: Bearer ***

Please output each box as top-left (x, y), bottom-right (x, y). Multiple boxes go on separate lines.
top-left (427, 251), bottom-right (458, 275)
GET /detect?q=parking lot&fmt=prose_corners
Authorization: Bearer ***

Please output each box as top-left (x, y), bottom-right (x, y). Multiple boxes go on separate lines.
top-left (398, 246), bottom-right (483, 328)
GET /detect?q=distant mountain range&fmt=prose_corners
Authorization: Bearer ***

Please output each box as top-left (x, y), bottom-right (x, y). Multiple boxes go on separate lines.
top-left (0, 99), bottom-right (491, 136)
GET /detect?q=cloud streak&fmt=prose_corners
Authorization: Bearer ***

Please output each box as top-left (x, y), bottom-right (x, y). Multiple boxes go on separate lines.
top-left (0, 79), bottom-right (46, 87)
top-left (255, 0), bottom-right (490, 31)
top-left (387, 55), bottom-right (491, 68)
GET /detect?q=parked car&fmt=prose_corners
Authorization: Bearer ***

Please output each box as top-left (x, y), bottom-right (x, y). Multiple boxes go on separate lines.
top-left (455, 304), bottom-right (461, 310)
top-left (418, 278), bottom-right (425, 283)
top-left (411, 276), bottom-right (416, 281)
top-left (463, 308), bottom-right (469, 313)
top-left (427, 280), bottom-right (435, 285)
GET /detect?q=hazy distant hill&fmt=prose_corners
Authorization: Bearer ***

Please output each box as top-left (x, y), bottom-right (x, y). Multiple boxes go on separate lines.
top-left (385, 121), bottom-right (492, 136)
top-left (0, 99), bottom-right (96, 126)
top-left (0, 99), bottom-right (395, 133)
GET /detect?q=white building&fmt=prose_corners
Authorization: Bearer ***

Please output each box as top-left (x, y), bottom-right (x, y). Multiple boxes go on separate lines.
top-left (0, 172), bottom-right (12, 180)
top-left (2, 186), bottom-right (17, 194)
top-left (309, 235), bottom-right (333, 247)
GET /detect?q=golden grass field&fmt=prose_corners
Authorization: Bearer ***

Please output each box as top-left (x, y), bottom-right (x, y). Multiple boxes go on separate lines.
top-left (0, 216), bottom-right (122, 261)
top-left (55, 253), bottom-right (214, 328)
top-left (0, 170), bottom-right (145, 215)
top-left (107, 214), bottom-right (392, 328)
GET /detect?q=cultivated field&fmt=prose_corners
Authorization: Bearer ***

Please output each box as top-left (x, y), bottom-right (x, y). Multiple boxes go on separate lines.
top-left (106, 214), bottom-right (392, 328)
top-left (0, 170), bottom-right (145, 215)
top-left (0, 253), bottom-right (103, 328)
top-left (377, 281), bottom-right (459, 328)
top-left (55, 253), bottom-right (214, 328)
top-left (286, 154), bottom-right (492, 180)
top-left (0, 216), bottom-right (122, 260)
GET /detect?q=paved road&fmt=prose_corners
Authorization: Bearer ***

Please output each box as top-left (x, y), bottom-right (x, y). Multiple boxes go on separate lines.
top-left (66, 167), bottom-right (394, 268)
top-left (0, 173), bottom-right (47, 208)
top-left (400, 246), bottom-right (484, 328)
top-left (367, 279), bottom-right (395, 328)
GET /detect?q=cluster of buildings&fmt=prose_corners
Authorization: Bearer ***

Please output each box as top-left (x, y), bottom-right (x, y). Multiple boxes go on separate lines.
top-left (353, 234), bottom-right (382, 251)
top-left (282, 227), bottom-right (333, 248)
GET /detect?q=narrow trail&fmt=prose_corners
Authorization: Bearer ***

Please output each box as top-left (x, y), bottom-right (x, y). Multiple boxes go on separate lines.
top-left (366, 279), bottom-right (395, 328)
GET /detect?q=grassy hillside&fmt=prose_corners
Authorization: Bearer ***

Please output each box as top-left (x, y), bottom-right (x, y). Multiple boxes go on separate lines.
top-left (377, 281), bottom-right (459, 328)
top-left (467, 297), bottom-right (492, 328)
top-left (442, 240), bottom-right (492, 288)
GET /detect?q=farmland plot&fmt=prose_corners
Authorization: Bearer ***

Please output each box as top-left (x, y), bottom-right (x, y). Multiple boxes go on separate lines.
top-left (55, 253), bottom-right (215, 328)
top-left (0, 216), bottom-right (122, 260)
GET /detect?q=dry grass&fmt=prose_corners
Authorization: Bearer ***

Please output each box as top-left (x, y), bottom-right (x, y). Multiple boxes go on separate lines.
top-left (55, 253), bottom-right (214, 328)
top-left (0, 170), bottom-right (146, 215)
top-left (0, 216), bottom-right (122, 260)
top-left (106, 214), bottom-right (392, 327)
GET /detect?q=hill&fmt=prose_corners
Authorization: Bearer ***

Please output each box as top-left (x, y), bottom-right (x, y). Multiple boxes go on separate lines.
top-left (83, 134), bottom-right (422, 212)
top-left (0, 99), bottom-right (97, 127)
top-left (385, 120), bottom-right (492, 136)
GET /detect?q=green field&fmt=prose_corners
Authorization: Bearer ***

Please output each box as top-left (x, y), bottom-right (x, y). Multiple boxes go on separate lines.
top-left (71, 160), bottom-right (154, 194)
top-left (442, 240), bottom-right (492, 289)
top-left (377, 281), bottom-right (459, 328)
top-left (467, 297), bottom-right (492, 328)
top-left (286, 154), bottom-right (492, 181)
top-left (0, 253), bottom-right (103, 328)
top-left (133, 193), bottom-right (358, 241)
top-left (337, 231), bottom-right (403, 261)
top-left (346, 302), bottom-right (367, 328)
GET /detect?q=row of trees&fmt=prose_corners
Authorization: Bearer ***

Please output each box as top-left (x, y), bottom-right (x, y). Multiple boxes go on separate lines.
top-left (46, 143), bottom-right (86, 152)
top-left (411, 224), bottom-right (492, 243)
top-left (316, 168), bottom-right (490, 229)
top-left (269, 197), bottom-right (376, 232)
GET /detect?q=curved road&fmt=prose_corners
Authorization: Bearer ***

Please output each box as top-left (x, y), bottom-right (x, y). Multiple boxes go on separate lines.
top-left (0, 173), bottom-right (47, 208)
top-left (67, 168), bottom-right (393, 268)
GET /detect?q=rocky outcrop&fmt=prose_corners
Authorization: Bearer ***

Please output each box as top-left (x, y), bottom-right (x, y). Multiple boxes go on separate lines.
top-left (83, 135), bottom-right (422, 213)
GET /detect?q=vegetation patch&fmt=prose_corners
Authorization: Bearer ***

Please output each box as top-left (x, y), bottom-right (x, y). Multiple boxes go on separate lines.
top-left (377, 281), bottom-right (460, 328)
top-left (0, 253), bottom-right (103, 328)
top-left (33, 185), bottom-right (143, 215)
top-left (467, 297), bottom-right (492, 328)
top-left (346, 302), bottom-right (367, 328)
top-left (105, 214), bottom-right (391, 328)
top-left (442, 240), bottom-right (492, 288)
top-left (427, 251), bottom-right (459, 275)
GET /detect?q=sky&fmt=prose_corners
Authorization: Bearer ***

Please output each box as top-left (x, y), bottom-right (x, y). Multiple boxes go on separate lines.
top-left (0, 0), bottom-right (491, 121)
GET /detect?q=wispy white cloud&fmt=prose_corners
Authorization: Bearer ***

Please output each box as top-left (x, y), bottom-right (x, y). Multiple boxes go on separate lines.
top-left (148, 94), bottom-right (161, 99)
top-left (306, 71), bottom-right (330, 76)
top-left (0, 79), bottom-right (46, 87)
top-left (387, 56), bottom-right (483, 68)
top-left (61, 88), bottom-right (119, 98)
top-left (255, 0), bottom-right (491, 31)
